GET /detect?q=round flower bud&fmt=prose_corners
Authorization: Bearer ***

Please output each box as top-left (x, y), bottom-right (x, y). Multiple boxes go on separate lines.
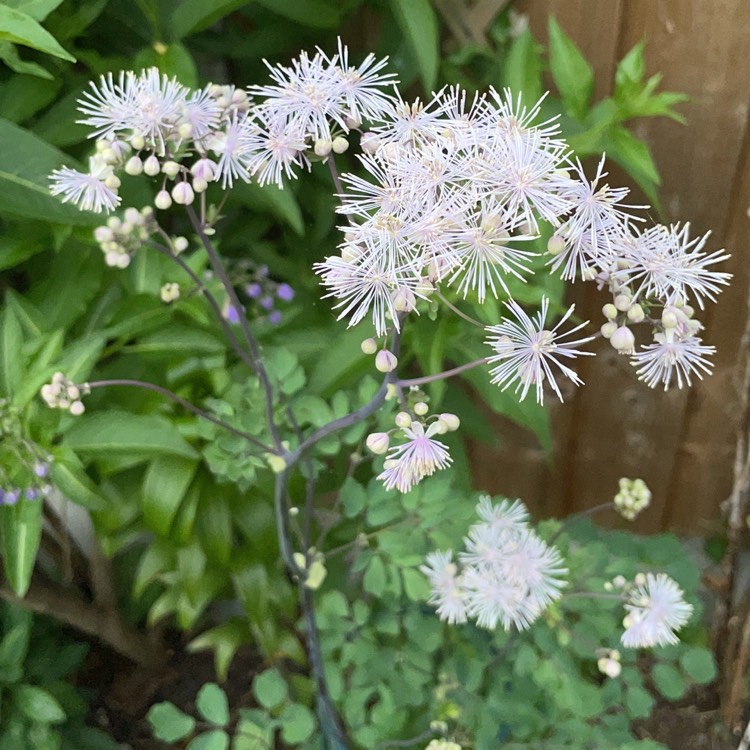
top-left (393, 286), bottom-right (416, 312)
top-left (439, 413), bottom-right (460, 432)
top-left (173, 236), bottom-right (189, 254)
top-left (610, 326), bottom-right (635, 354)
top-left (395, 411), bottom-right (412, 429)
top-left (154, 190), bottom-right (172, 210)
top-left (314, 139), bottom-right (332, 157)
top-left (70, 400), bottom-right (85, 416)
top-left (125, 156), bottom-right (143, 175)
top-left (94, 226), bottom-right (113, 243)
top-left (547, 234), bottom-right (565, 256)
top-left (345, 113), bottom-right (362, 129)
top-left (627, 303), bottom-right (645, 323)
top-left (662, 309), bottom-right (678, 329)
top-left (432, 420), bottom-right (448, 434)
top-left (130, 134), bottom-right (145, 150)
top-left (143, 155), bottom-right (161, 176)
top-left (683, 304), bottom-right (695, 318)
top-left (366, 432), bottom-right (390, 455)
top-left (114, 253), bottom-right (130, 269)
top-left (192, 178), bottom-right (208, 193)
top-left (375, 350), bottom-right (398, 373)
top-left (614, 293), bottom-right (631, 312)
top-left (172, 181), bottom-right (195, 206)
top-left (178, 122), bottom-right (193, 139)
top-left (582, 267), bottom-right (597, 281)
top-left (104, 174), bottom-right (121, 190)
top-left (602, 303), bottom-right (618, 320)
top-left (191, 158), bottom-right (216, 181)
top-left (162, 160), bottom-right (181, 178)
top-left (360, 132), bottom-right (380, 154)
top-left (332, 136), bottom-right (349, 154)
top-left (600, 321), bottom-right (617, 339)
top-left (414, 401), bottom-right (429, 416)
top-left (360, 338), bottom-right (378, 355)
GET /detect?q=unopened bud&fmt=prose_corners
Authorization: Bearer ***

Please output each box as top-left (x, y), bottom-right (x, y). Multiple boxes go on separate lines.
top-left (610, 326), bottom-right (635, 354)
top-left (375, 350), bottom-right (398, 373)
top-left (130, 134), bottom-right (145, 150)
top-left (414, 401), bottom-right (429, 416)
top-left (125, 156), bottom-right (143, 175)
top-left (439, 413), bottom-right (460, 431)
top-left (360, 338), bottom-right (378, 355)
top-left (70, 400), bottom-right (85, 416)
top-left (360, 132), bottom-right (380, 154)
top-left (393, 286), bottom-right (416, 312)
top-left (173, 236), bottom-right (189, 253)
top-left (627, 303), bottom-right (645, 323)
top-left (314, 139), bottom-right (332, 157)
top-left (366, 432), bottom-right (390, 454)
top-left (547, 234), bottom-right (565, 256)
top-left (104, 174), bottom-right (121, 190)
top-left (154, 190), bottom-right (172, 210)
top-left (162, 160), bottom-right (180, 178)
top-left (662, 309), bottom-right (678, 329)
top-left (614, 294), bottom-right (631, 312)
top-left (143, 155), bottom-right (161, 176)
top-left (395, 411), bottom-right (411, 429)
top-left (600, 321), bottom-right (617, 339)
top-left (172, 181), bottom-right (195, 205)
top-left (332, 136), bottom-right (349, 154)
top-left (602, 303), bottom-right (617, 320)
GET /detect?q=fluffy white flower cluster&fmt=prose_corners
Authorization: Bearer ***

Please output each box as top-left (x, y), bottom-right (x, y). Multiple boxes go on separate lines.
top-left (41, 373), bottom-right (89, 416)
top-left (49, 41), bottom-right (396, 214)
top-left (93, 206), bottom-right (157, 268)
top-left (613, 477), bottom-right (651, 520)
top-left (420, 497), bottom-right (567, 630)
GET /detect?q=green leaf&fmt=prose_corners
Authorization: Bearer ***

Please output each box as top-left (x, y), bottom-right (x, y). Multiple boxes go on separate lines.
top-left (1, 498), bottom-right (43, 596)
top-left (147, 702), bottom-right (196, 743)
top-left (624, 684), bottom-right (654, 719)
top-left (252, 668), bottom-right (288, 710)
top-left (133, 42), bottom-right (198, 88)
top-left (142, 455), bottom-right (198, 536)
top-left (126, 325), bottom-right (225, 355)
top-left (500, 28), bottom-right (543, 105)
top-left (679, 647), bottom-right (717, 684)
top-left (0, 4), bottom-right (74, 61)
top-left (547, 17), bottom-right (594, 120)
top-left (49, 449), bottom-right (105, 511)
top-left (340, 477), bottom-right (367, 518)
top-left (402, 568), bottom-right (430, 601)
top-left (187, 730), bottom-right (229, 750)
top-left (0, 41), bottom-right (51, 79)
top-left (2, 0), bottom-right (64, 22)
top-left (601, 124), bottom-right (660, 205)
top-left (196, 683), bottom-right (229, 726)
top-left (279, 703), bottom-right (316, 744)
top-left (251, 0), bottom-right (343, 28)
top-left (363, 555), bottom-right (387, 596)
top-left (233, 181), bottom-right (304, 236)
top-left (0, 118), bottom-right (96, 223)
top-left (15, 684), bottom-right (66, 724)
top-left (388, 0), bottom-right (439, 92)
top-left (65, 411), bottom-right (198, 460)
top-left (197, 491), bottom-right (232, 566)
top-left (188, 619), bottom-right (250, 682)
top-left (168, 0), bottom-right (246, 39)
top-left (0, 306), bottom-right (23, 399)
top-left (652, 662), bottom-right (686, 700)
top-left (616, 40), bottom-right (645, 89)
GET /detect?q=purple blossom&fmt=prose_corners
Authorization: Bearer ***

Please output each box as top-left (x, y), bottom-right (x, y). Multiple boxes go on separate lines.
top-left (260, 295), bottom-right (274, 311)
top-left (268, 310), bottom-right (282, 324)
top-left (246, 282), bottom-right (262, 299)
top-left (276, 283), bottom-right (295, 302)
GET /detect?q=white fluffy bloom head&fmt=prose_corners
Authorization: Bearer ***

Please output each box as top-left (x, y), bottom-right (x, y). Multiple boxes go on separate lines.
top-left (631, 332), bottom-right (715, 390)
top-left (420, 551), bottom-right (467, 625)
top-left (621, 573), bottom-right (693, 648)
top-left (49, 157), bottom-right (121, 213)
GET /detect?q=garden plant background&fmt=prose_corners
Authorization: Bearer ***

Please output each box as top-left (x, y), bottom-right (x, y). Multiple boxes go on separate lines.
top-left (0, 1), bottom-right (748, 749)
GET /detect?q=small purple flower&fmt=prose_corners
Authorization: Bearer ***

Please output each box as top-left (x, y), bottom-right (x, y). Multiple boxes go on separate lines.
top-left (225, 305), bottom-right (241, 325)
top-left (268, 310), bottom-right (282, 324)
top-left (246, 282), bottom-right (262, 299)
top-left (277, 283), bottom-right (295, 302)
top-left (260, 296), bottom-right (274, 311)
top-left (5, 489), bottom-right (20, 505)
top-left (25, 488), bottom-right (40, 501)
top-left (34, 462), bottom-right (49, 478)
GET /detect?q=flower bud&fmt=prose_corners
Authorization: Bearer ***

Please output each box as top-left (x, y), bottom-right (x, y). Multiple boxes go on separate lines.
top-left (104, 174), bottom-right (121, 190)
top-left (366, 432), bottom-right (390, 455)
top-left (143, 155), bottom-right (161, 176)
top-left (193, 178), bottom-right (208, 193)
top-left (172, 181), bottom-right (195, 205)
top-left (130, 134), bottom-right (145, 150)
top-left (125, 156), bottom-right (143, 175)
top-left (662, 309), bottom-right (678, 329)
top-left (610, 325), bottom-right (635, 354)
top-left (547, 234), bottom-right (565, 256)
top-left (162, 160), bottom-right (181, 178)
top-left (178, 122), bottom-right (193, 139)
top-left (375, 349), bottom-right (398, 373)
top-left (600, 321), bottom-right (617, 339)
top-left (70, 400), bottom-right (85, 416)
top-left (627, 303), bottom-right (645, 323)
top-left (439, 413), bottom-right (460, 431)
top-left (332, 136), bottom-right (349, 154)
top-left (154, 190), bottom-right (172, 210)
top-left (314, 139), bottom-right (332, 157)
top-left (414, 401), bottom-right (429, 416)
top-left (602, 303), bottom-right (617, 320)
top-left (360, 338), bottom-right (378, 355)
top-left (614, 293), bottom-right (631, 312)
top-left (393, 286), bottom-right (416, 312)
top-left (395, 411), bottom-right (411, 429)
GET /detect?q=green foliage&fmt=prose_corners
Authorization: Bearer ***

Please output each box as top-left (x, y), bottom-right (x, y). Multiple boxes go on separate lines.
top-left (0, 602), bottom-right (117, 749)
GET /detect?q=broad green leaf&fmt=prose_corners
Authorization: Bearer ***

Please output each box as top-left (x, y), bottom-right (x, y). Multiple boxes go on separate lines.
top-left (252, 668), bottom-right (287, 710)
top-left (0, 41), bottom-right (51, 78)
top-left (197, 491), bottom-right (232, 565)
top-left (1, 493), bottom-right (43, 596)
top-left (0, 118), bottom-right (96, 223)
top-left (388, 0), bottom-right (439, 93)
top-left (279, 703), bottom-right (316, 745)
top-left (0, 306), bottom-right (23, 398)
top-left (15, 684), bottom-right (66, 724)
top-left (616, 40), bottom-right (646, 89)
top-left (233, 181), bottom-right (304, 236)
top-left (548, 17), bottom-right (594, 120)
top-left (3, 0), bottom-right (64, 22)
top-left (65, 411), bottom-right (199, 459)
top-left (187, 729), bottom-right (229, 750)
top-left (601, 124), bottom-right (660, 205)
top-left (168, 0), bottom-right (247, 40)
top-left (652, 662), bottom-right (686, 701)
top-left (142, 455), bottom-right (198, 536)
top-left (500, 28), bottom-right (543, 105)
top-left (196, 683), bottom-right (230, 726)
top-left (0, 5), bottom-right (73, 61)
top-left (402, 568), bottom-right (430, 601)
top-left (147, 702), bottom-right (195, 743)
top-left (49, 448), bottom-right (105, 511)
top-left (133, 539), bottom-right (173, 598)
top-left (53, 333), bottom-right (106, 382)
top-left (251, 0), bottom-right (343, 29)
top-left (679, 647), bottom-right (717, 684)
top-left (624, 684), bottom-right (654, 719)
top-left (126, 325), bottom-right (225, 355)
top-left (363, 555), bottom-right (387, 596)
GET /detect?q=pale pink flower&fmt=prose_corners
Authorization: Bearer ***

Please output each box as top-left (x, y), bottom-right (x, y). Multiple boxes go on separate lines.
top-left (631, 332), bottom-right (715, 390)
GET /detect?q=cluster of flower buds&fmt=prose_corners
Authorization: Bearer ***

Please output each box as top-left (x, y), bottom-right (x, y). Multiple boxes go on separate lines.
top-left (425, 740), bottom-right (462, 750)
top-left (40, 372), bottom-right (89, 415)
top-left (360, 338), bottom-right (400, 373)
top-left (241, 264), bottom-right (295, 325)
top-left (613, 477), bottom-right (651, 520)
top-left (366, 406), bottom-right (459, 493)
top-left (596, 648), bottom-right (622, 678)
top-left (94, 206), bottom-right (157, 268)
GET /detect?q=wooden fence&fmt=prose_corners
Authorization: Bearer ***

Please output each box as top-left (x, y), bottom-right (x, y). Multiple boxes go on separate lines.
top-left (460, 0), bottom-right (750, 533)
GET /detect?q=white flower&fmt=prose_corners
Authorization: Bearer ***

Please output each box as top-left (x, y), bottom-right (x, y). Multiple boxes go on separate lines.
top-left (50, 156), bottom-right (121, 213)
top-left (485, 297), bottom-right (594, 403)
top-left (621, 573), bottom-right (693, 648)
top-left (475, 495), bottom-right (529, 531)
top-left (420, 551), bottom-right (468, 625)
top-left (614, 477), bottom-right (651, 520)
top-left (631, 332), bottom-right (715, 390)
top-left (243, 109), bottom-right (308, 188)
top-left (210, 112), bottom-right (253, 188)
top-left (461, 564), bottom-right (533, 630)
top-left (77, 71), bottom-right (140, 140)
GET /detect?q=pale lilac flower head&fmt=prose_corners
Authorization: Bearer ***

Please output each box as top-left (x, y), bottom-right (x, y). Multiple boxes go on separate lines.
top-left (621, 573), bottom-right (693, 648)
top-left (631, 331), bottom-right (715, 390)
top-left (50, 157), bottom-right (121, 213)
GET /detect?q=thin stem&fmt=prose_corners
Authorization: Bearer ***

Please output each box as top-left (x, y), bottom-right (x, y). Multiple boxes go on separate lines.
top-left (327, 156), bottom-right (345, 196)
top-left (186, 205), bottom-right (283, 451)
top-left (287, 406), bottom-right (316, 557)
top-left (436, 291), bottom-right (487, 329)
top-left (548, 502), bottom-right (615, 544)
top-left (562, 591), bottom-right (624, 602)
top-left (87, 379), bottom-right (273, 453)
top-left (144, 239), bottom-right (258, 373)
top-left (397, 357), bottom-right (490, 388)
